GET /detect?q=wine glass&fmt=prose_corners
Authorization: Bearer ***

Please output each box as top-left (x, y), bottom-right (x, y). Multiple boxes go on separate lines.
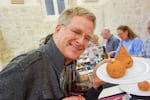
top-left (72, 71), bottom-right (93, 96)
top-left (60, 65), bottom-right (93, 97)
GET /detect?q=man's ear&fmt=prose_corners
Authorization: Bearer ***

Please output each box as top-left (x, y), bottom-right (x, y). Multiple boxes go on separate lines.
top-left (55, 24), bottom-right (62, 34)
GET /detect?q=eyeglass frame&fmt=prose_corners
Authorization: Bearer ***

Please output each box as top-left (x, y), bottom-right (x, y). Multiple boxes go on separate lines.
top-left (61, 24), bottom-right (93, 42)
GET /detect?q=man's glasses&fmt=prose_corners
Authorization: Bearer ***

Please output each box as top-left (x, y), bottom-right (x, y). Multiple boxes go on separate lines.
top-left (117, 33), bottom-right (124, 37)
top-left (62, 25), bottom-right (92, 42)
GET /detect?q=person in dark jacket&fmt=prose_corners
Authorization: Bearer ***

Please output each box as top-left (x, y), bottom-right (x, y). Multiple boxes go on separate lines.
top-left (0, 7), bottom-right (110, 100)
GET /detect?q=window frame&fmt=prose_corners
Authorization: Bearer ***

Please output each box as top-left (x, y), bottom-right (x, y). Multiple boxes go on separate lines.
top-left (41, 0), bottom-right (68, 20)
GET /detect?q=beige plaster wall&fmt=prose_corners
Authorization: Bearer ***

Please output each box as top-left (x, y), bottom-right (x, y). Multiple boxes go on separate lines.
top-left (0, 0), bottom-right (150, 69)
top-left (77, 0), bottom-right (150, 41)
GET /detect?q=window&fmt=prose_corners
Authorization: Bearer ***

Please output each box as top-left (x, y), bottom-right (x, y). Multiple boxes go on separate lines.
top-left (57, 0), bottom-right (65, 14)
top-left (44, 0), bottom-right (66, 16)
top-left (45, 0), bottom-right (55, 15)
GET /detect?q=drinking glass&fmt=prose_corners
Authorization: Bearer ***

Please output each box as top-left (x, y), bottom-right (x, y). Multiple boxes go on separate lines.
top-left (60, 66), bottom-right (93, 96)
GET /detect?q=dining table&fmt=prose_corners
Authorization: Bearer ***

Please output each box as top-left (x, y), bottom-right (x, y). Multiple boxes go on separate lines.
top-left (98, 83), bottom-right (150, 100)
top-left (78, 67), bottom-right (150, 100)
top-left (77, 52), bottom-right (150, 100)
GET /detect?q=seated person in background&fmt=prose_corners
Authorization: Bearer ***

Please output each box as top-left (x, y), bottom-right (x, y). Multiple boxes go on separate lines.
top-left (101, 27), bottom-right (120, 57)
top-left (43, 34), bottom-right (53, 44)
top-left (100, 27), bottom-right (120, 87)
top-left (87, 34), bottom-right (100, 58)
top-left (108, 25), bottom-right (143, 58)
top-left (88, 34), bottom-right (99, 47)
top-left (139, 19), bottom-right (150, 58)
top-left (91, 34), bottom-right (99, 46)
top-left (39, 33), bottom-right (53, 46)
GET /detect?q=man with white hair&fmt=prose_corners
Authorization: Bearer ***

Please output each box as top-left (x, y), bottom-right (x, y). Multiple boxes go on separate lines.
top-left (101, 27), bottom-right (120, 57)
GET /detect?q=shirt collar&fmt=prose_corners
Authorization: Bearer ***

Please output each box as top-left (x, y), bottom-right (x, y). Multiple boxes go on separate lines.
top-left (44, 38), bottom-right (76, 74)
top-left (45, 38), bottom-right (65, 74)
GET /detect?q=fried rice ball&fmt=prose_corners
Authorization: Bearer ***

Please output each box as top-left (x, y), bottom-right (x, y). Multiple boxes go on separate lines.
top-left (115, 45), bottom-right (133, 68)
top-left (137, 81), bottom-right (150, 91)
top-left (106, 60), bottom-right (126, 78)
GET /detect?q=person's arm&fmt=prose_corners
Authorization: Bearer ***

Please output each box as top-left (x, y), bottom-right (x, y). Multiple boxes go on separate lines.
top-left (108, 51), bottom-right (115, 58)
top-left (108, 41), bottom-right (121, 58)
top-left (83, 59), bottom-right (111, 100)
top-left (0, 64), bottom-right (24, 100)
top-left (92, 59), bottom-right (111, 89)
top-left (133, 38), bottom-right (143, 55)
top-left (138, 41), bottom-right (145, 57)
top-left (113, 39), bottom-right (120, 51)
top-left (83, 86), bottom-right (103, 100)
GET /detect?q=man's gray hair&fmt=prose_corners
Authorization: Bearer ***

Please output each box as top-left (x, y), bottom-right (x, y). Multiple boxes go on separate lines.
top-left (58, 6), bottom-right (96, 29)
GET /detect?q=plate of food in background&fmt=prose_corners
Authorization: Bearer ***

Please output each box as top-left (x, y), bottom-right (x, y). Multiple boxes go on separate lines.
top-left (119, 80), bottom-right (150, 96)
top-left (96, 45), bottom-right (150, 84)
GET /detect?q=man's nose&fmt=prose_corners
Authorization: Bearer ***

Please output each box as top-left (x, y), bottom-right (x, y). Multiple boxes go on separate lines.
top-left (76, 35), bottom-right (85, 45)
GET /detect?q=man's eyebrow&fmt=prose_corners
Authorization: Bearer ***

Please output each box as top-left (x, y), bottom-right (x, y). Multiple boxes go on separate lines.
top-left (71, 27), bottom-right (92, 37)
top-left (72, 27), bottom-right (82, 33)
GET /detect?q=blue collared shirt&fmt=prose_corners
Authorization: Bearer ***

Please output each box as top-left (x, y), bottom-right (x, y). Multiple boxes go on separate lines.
top-left (139, 36), bottom-right (150, 58)
top-left (115, 37), bottom-right (143, 56)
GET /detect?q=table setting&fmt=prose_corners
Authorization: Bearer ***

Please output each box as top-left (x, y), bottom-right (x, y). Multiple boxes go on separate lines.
top-left (96, 57), bottom-right (150, 100)
top-left (75, 44), bottom-right (150, 99)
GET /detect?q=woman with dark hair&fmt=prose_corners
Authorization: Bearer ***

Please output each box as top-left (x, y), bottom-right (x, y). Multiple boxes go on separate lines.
top-left (44, 34), bottom-right (53, 44)
top-left (39, 34), bottom-right (53, 46)
top-left (117, 25), bottom-right (138, 40)
top-left (108, 25), bottom-right (143, 57)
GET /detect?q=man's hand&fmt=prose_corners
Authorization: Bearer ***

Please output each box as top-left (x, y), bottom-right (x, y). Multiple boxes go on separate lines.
top-left (108, 51), bottom-right (114, 58)
top-left (92, 59), bottom-right (111, 89)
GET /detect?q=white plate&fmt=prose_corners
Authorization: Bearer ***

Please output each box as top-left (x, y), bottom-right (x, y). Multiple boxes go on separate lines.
top-left (119, 81), bottom-right (150, 96)
top-left (96, 57), bottom-right (150, 84)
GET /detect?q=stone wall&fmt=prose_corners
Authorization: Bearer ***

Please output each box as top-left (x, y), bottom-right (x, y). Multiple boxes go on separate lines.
top-left (77, 0), bottom-right (150, 41)
top-left (0, 0), bottom-right (150, 69)
top-left (0, 0), bottom-right (56, 68)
